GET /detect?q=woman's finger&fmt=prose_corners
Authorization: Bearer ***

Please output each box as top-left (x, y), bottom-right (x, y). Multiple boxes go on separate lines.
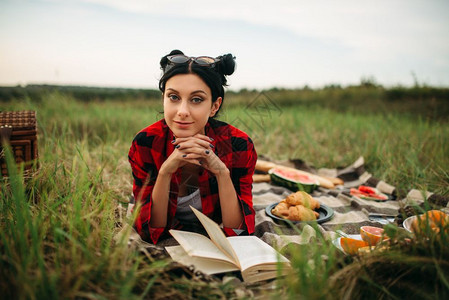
top-left (193, 133), bottom-right (214, 143)
top-left (173, 137), bottom-right (214, 151)
top-left (173, 134), bottom-right (213, 145)
top-left (180, 146), bottom-right (213, 158)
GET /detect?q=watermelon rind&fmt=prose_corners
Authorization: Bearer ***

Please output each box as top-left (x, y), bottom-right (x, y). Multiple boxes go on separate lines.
top-left (268, 168), bottom-right (319, 193)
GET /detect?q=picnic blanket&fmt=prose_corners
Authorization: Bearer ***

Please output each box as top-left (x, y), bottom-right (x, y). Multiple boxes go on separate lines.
top-left (251, 156), bottom-right (399, 250)
top-left (115, 156), bottom-right (449, 273)
top-left (252, 156), bottom-right (449, 249)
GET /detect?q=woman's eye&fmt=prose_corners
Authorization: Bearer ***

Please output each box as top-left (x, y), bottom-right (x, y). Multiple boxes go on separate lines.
top-left (191, 97), bottom-right (203, 103)
top-left (168, 94), bottom-right (179, 101)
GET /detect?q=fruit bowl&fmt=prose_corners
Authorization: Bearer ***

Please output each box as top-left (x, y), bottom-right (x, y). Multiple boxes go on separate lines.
top-left (402, 210), bottom-right (448, 234)
top-left (402, 216), bottom-right (417, 233)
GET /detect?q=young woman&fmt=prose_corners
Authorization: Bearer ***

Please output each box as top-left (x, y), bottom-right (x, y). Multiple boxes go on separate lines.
top-left (128, 50), bottom-right (257, 244)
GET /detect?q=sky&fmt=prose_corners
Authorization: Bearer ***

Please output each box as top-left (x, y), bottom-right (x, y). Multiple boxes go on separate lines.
top-left (1, 0), bottom-right (449, 91)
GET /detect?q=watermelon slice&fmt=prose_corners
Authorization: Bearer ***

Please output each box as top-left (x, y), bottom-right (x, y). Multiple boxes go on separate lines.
top-left (350, 186), bottom-right (388, 201)
top-left (268, 167), bottom-right (319, 193)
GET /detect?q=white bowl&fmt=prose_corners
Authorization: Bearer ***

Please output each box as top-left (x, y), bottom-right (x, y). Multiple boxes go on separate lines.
top-left (403, 215), bottom-right (417, 233)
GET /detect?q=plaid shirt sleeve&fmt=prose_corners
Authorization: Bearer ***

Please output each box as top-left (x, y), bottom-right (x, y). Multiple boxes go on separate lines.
top-left (128, 122), bottom-right (167, 244)
top-left (214, 123), bottom-right (257, 237)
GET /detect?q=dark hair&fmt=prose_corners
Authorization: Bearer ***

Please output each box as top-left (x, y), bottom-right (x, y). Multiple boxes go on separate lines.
top-left (159, 49), bottom-right (236, 118)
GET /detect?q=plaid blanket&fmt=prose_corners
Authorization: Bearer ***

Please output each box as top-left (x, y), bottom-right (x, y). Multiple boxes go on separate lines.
top-left (253, 156), bottom-right (449, 250)
top-left (116, 156), bottom-right (449, 263)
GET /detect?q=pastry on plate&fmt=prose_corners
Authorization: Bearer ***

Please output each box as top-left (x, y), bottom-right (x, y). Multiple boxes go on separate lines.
top-left (285, 191), bottom-right (320, 210)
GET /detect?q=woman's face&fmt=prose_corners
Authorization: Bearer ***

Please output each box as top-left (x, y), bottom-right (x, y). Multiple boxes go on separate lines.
top-left (163, 73), bottom-right (221, 138)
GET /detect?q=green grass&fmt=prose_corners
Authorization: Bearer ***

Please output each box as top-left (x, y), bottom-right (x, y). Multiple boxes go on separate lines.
top-left (1, 90), bottom-right (449, 299)
top-left (220, 102), bottom-right (449, 196)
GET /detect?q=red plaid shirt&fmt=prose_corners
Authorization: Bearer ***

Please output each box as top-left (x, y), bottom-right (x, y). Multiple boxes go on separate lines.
top-left (128, 118), bottom-right (257, 244)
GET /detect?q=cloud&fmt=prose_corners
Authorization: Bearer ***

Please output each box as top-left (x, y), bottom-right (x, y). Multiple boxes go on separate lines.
top-left (78, 0), bottom-right (449, 58)
top-left (3, 0), bottom-right (449, 88)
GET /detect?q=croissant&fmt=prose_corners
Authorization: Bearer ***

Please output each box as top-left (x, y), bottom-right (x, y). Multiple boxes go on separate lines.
top-left (287, 205), bottom-right (319, 221)
top-left (285, 191), bottom-right (320, 210)
top-left (271, 200), bottom-right (289, 218)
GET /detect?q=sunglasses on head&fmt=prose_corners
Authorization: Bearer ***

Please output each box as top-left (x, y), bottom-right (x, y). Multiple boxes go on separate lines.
top-left (165, 54), bottom-right (221, 71)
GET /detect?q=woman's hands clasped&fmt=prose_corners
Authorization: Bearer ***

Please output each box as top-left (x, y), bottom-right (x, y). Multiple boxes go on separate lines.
top-left (160, 134), bottom-right (228, 176)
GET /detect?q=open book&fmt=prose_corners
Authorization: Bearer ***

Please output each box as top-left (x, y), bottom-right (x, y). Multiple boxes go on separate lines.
top-left (166, 206), bottom-right (291, 284)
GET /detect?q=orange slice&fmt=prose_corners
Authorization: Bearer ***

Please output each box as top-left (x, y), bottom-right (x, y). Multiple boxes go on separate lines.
top-left (360, 226), bottom-right (387, 246)
top-left (340, 237), bottom-right (368, 255)
top-left (411, 210), bottom-right (448, 234)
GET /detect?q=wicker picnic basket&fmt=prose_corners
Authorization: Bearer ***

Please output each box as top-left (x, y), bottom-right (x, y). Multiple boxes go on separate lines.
top-left (0, 110), bottom-right (39, 177)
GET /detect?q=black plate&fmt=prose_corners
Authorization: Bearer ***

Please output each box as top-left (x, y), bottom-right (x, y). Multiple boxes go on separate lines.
top-left (265, 202), bottom-right (334, 224)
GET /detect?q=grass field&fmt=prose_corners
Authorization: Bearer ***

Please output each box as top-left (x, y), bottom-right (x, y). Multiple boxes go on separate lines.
top-left (1, 89), bottom-right (449, 299)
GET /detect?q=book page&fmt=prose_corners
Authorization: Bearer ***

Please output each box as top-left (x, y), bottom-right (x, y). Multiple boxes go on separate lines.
top-left (227, 236), bottom-right (290, 272)
top-left (166, 245), bottom-right (239, 275)
top-left (190, 206), bottom-right (240, 267)
top-left (169, 230), bottom-right (236, 265)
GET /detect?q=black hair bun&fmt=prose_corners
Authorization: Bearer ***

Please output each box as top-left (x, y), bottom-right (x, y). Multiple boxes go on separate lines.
top-left (218, 54), bottom-right (236, 76)
top-left (160, 49), bottom-right (184, 69)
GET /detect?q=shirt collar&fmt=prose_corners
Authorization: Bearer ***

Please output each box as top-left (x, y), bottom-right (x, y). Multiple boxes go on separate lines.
top-left (204, 118), bottom-right (217, 145)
